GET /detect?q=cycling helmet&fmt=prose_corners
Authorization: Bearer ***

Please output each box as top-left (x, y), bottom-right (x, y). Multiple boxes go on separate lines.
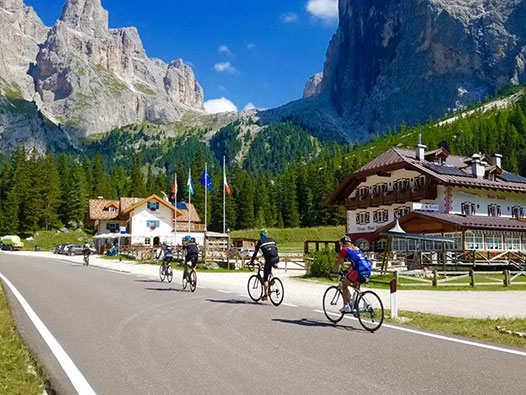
top-left (183, 235), bottom-right (192, 242)
top-left (339, 236), bottom-right (352, 245)
top-left (259, 229), bottom-right (268, 237)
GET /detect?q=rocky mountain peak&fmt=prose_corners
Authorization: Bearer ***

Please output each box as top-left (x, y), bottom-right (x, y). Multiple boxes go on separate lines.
top-left (60, 0), bottom-right (109, 36)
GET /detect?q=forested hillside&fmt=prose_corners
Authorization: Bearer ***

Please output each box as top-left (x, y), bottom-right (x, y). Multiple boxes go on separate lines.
top-left (2, 90), bottom-right (526, 236)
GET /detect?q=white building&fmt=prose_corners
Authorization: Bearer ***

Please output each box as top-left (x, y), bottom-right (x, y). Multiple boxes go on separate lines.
top-left (328, 144), bottom-right (526, 254)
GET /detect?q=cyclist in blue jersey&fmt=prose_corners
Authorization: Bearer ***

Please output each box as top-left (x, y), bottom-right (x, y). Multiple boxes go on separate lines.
top-left (329, 236), bottom-right (372, 313)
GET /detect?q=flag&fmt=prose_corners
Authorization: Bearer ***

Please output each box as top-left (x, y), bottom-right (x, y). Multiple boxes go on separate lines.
top-left (200, 169), bottom-right (213, 191)
top-left (186, 174), bottom-right (194, 195)
top-left (169, 177), bottom-right (177, 203)
top-left (223, 166), bottom-right (231, 195)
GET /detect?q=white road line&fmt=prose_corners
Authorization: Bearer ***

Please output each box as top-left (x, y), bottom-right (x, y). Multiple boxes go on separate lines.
top-left (0, 272), bottom-right (97, 395)
top-left (217, 290), bottom-right (231, 294)
top-left (313, 310), bottom-right (526, 357)
top-left (282, 303), bottom-right (298, 307)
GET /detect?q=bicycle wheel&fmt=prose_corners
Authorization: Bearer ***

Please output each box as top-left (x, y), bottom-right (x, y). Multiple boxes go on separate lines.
top-left (182, 271), bottom-right (188, 290)
top-left (356, 290), bottom-right (384, 332)
top-left (269, 277), bottom-right (284, 306)
top-left (323, 286), bottom-right (344, 324)
top-left (247, 275), bottom-right (263, 302)
top-left (166, 265), bottom-right (173, 283)
top-left (189, 270), bottom-right (197, 292)
top-left (159, 264), bottom-right (166, 282)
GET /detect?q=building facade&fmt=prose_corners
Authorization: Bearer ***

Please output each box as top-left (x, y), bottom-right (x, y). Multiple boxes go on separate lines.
top-left (328, 145), bottom-right (526, 253)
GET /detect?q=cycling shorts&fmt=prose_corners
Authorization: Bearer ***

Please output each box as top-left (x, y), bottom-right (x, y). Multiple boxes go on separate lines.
top-left (347, 270), bottom-right (369, 284)
top-left (185, 255), bottom-right (198, 267)
top-left (263, 259), bottom-right (278, 282)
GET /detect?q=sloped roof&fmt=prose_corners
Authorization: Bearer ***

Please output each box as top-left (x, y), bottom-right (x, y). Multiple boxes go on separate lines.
top-left (176, 203), bottom-right (201, 223)
top-left (328, 147), bottom-right (526, 205)
top-left (88, 199), bottom-right (121, 221)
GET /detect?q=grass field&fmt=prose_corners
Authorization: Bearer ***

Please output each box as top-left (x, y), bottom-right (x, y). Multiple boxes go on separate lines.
top-left (0, 282), bottom-right (47, 394)
top-left (230, 225), bottom-right (345, 252)
top-left (385, 310), bottom-right (526, 349)
top-left (21, 230), bottom-right (92, 252)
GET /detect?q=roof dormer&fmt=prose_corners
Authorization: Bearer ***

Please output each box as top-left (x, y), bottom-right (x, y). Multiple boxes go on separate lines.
top-left (485, 165), bottom-right (503, 181)
top-left (424, 147), bottom-right (449, 165)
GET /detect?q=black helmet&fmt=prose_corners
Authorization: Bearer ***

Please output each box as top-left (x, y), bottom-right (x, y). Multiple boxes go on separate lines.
top-left (339, 236), bottom-right (352, 245)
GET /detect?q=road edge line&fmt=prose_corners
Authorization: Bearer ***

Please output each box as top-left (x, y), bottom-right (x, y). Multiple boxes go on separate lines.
top-left (313, 310), bottom-right (526, 357)
top-left (0, 272), bottom-right (97, 395)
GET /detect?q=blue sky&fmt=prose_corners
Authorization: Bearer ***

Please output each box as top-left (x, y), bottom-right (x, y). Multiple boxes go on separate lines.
top-left (24, 0), bottom-right (339, 113)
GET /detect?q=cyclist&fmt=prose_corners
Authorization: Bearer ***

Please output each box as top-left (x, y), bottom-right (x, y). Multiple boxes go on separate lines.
top-left (183, 235), bottom-right (199, 274)
top-left (83, 242), bottom-right (91, 265)
top-left (160, 242), bottom-right (174, 270)
top-left (329, 236), bottom-right (372, 313)
top-left (250, 229), bottom-right (279, 301)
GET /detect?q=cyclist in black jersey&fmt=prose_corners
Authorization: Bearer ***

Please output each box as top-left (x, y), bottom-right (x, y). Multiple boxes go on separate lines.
top-left (250, 229), bottom-right (279, 301)
top-left (183, 235), bottom-right (199, 274)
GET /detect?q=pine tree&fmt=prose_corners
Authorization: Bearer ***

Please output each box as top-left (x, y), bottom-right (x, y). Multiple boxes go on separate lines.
top-left (92, 154), bottom-right (110, 198)
top-left (38, 153), bottom-right (62, 229)
top-left (129, 153), bottom-right (147, 197)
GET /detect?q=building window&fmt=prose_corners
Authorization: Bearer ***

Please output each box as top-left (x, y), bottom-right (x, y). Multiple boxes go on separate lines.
top-left (488, 204), bottom-right (501, 217)
top-left (512, 206), bottom-right (524, 219)
top-left (392, 238), bottom-right (407, 251)
top-left (372, 183), bottom-right (387, 195)
top-left (356, 212), bottom-right (370, 225)
top-left (465, 231), bottom-right (484, 250)
top-left (108, 207), bottom-right (117, 213)
top-left (147, 201), bottom-right (160, 211)
top-left (358, 187), bottom-right (369, 198)
top-left (394, 207), bottom-right (411, 219)
top-left (373, 210), bottom-right (388, 223)
top-left (461, 202), bottom-right (476, 216)
top-left (355, 239), bottom-right (370, 252)
top-left (395, 179), bottom-right (409, 192)
top-left (106, 223), bottom-right (119, 232)
top-left (407, 238), bottom-right (417, 251)
top-left (147, 220), bottom-right (160, 229)
top-left (374, 240), bottom-right (386, 252)
top-left (444, 233), bottom-right (462, 251)
top-left (486, 235), bottom-right (503, 250)
top-left (506, 235), bottom-right (521, 251)
top-left (144, 238), bottom-right (151, 245)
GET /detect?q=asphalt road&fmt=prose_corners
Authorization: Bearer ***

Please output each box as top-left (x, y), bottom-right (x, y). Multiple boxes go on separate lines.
top-left (0, 253), bottom-right (524, 395)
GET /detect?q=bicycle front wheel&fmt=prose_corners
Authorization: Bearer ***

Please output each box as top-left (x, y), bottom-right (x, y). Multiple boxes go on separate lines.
top-left (166, 265), bottom-right (173, 283)
top-left (269, 277), bottom-right (284, 306)
top-left (189, 270), bottom-right (197, 292)
top-left (247, 275), bottom-right (262, 302)
top-left (357, 290), bottom-right (384, 332)
top-left (323, 286), bottom-right (344, 324)
top-left (182, 271), bottom-right (188, 290)
top-left (159, 265), bottom-right (166, 282)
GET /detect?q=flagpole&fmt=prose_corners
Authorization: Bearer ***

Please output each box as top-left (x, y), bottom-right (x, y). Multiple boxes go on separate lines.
top-left (174, 172), bottom-right (177, 247)
top-left (205, 162), bottom-right (208, 231)
top-left (223, 156), bottom-right (226, 235)
top-left (188, 168), bottom-right (191, 233)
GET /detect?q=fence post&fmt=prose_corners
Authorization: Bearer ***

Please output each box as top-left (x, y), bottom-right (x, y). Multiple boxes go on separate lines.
top-left (433, 270), bottom-right (438, 287)
top-left (469, 269), bottom-right (475, 287)
top-left (504, 270), bottom-right (510, 287)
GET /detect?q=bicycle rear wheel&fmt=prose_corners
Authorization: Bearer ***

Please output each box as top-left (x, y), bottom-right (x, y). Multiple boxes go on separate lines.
top-left (182, 271), bottom-right (188, 290)
top-left (357, 290), bottom-right (384, 332)
top-left (269, 277), bottom-right (284, 306)
top-left (189, 270), bottom-right (197, 292)
top-left (247, 275), bottom-right (262, 302)
top-left (323, 286), bottom-right (344, 324)
top-left (159, 264), bottom-right (166, 282)
top-left (166, 265), bottom-right (173, 283)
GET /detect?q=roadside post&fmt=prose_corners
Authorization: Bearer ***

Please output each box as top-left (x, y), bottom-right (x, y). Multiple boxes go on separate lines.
top-left (390, 278), bottom-right (398, 319)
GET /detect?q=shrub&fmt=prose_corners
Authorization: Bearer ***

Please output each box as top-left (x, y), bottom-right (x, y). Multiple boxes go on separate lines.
top-left (309, 247), bottom-right (338, 277)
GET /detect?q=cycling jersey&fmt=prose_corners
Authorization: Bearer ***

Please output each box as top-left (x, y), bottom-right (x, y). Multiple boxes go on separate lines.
top-left (184, 241), bottom-right (199, 258)
top-left (339, 246), bottom-right (371, 276)
top-left (252, 237), bottom-right (279, 265)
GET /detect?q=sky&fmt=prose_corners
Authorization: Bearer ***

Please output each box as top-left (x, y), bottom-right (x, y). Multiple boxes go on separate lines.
top-left (24, 0), bottom-right (339, 113)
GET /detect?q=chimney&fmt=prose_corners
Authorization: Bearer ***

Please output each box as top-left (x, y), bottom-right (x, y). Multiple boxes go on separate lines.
top-left (471, 154), bottom-right (485, 178)
top-left (416, 133), bottom-right (426, 161)
top-left (492, 153), bottom-right (502, 168)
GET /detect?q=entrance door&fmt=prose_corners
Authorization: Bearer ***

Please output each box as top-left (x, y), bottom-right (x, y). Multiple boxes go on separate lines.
top-left (153, 236), bottom-right (160, 246)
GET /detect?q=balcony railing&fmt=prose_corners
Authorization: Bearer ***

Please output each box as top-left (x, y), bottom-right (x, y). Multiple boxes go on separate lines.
top-left (346, 184), bottom-right (438, 210)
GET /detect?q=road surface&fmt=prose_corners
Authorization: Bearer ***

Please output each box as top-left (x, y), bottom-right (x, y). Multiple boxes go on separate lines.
top-left (0, 253), bottom-right (524, 395)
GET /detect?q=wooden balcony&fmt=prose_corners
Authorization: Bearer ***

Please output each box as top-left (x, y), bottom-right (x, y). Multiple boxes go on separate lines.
top-left (370, 193), bottom-right (383, 207)
top-left (410, 183), bottom-right (438, 201)
top-left (345, 196), bottom-right (358, 210)
top-left (357, 195), bottom-right (371, 208)
top-left (383, 191), bottom-right (396, 205)
top-left (396, 189), bottom-right (411, 203)
top-left (345, 184), bottom-right (438, 210)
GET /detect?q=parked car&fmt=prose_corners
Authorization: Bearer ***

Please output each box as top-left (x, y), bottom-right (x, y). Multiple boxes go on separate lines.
top-left (239, 249), bottom-right (255, 259)
top-left (58, 244), bottom-right (73, 255)
top-left (0, 235), bottom-right (24, 251)
top-left (66, 245), bottom-right (84, 256)
top-left (53, 244), bottom-right (68, 254)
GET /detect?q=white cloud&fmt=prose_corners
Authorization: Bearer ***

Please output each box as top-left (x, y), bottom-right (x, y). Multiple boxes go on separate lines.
top-left (247, 43), bottom-right (256, 50)
top-left (243, 103), bottom-right (256, 111)
top-left (280, 12), bottom-right (299, 23)
top-left (306, 0), bottom-right (338, 20)
top-left (204, 97), bottom-right (238, 114)
top-left (214, 61), bottom-right (237, 74)
top-left (218, 45), bottom-right (232, 56)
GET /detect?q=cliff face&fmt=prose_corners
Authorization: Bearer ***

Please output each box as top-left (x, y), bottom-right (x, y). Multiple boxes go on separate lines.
top-left (318, 0), bottom-right (526, 135)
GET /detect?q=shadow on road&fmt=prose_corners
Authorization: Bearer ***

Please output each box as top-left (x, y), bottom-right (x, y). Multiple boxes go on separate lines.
top-left (206, 298), bottom-right (263, 305)
top-left (145, 287), bottom-right (185, 292)
top-left (135, 279), bottom-right (162, 283)
top-left (272, 318), bottom-right (357, 331)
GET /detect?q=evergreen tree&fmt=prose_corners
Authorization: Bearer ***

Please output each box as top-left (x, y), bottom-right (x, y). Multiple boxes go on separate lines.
top-left (38, 153), bottom-right (62, 229)
top-left (129, 153), bottom-right (147, 197)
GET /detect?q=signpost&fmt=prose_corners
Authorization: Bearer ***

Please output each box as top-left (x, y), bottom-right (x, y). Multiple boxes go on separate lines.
top-left (390, 278), bottom-right (398, 319)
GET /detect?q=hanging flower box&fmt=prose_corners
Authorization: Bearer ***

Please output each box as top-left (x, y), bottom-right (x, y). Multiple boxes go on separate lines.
top-left (150, 226), bottom-right (157, 231)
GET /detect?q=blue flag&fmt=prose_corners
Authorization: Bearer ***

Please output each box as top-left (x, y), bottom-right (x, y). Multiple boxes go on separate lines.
top-left (200, 169), bottom-right (214, 191)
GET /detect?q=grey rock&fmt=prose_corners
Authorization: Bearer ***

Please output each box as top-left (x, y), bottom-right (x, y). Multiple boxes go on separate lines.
top-left (204, 262), bottom-right (219, 270)
top-left (59, 227), bottom-right (69, 233)
top-left (76, 237), bottom-right (83, 242)
top-left (303, 72), bottom-right (323, 98)
top-left (76, 228), bottom-right (83, 232)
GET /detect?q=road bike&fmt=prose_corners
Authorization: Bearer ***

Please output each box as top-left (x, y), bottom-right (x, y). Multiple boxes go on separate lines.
top-left (159, 258), bottom-right (173, 283)
top-left (323, 271), bottom-right (384, 332)
top-left (83, 253), bottom-right (90, 267)
top-left (182, 267), bottom-right (197, 292)
top-left (247, 261), bottom-right (284, 306)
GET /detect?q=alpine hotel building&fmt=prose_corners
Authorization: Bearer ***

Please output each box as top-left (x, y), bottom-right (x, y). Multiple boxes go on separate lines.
top-left (328, 143), bottom-right (526, 253)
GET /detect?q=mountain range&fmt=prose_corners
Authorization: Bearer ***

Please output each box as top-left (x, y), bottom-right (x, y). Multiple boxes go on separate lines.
top-left (2, 0), bottom-right (526, 155)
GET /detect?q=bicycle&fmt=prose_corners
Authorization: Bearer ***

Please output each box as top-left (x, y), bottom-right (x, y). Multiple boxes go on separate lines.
top-left (83, 253), bottom-right (90, 267)
top-left (247, 261), bottom-right (284, 306)
top-left (323, 271), bottom-right (384, 332)
top-left (182, 267), bottom-right (197, 292)
top-left (159, 258), bottom-right (173, 283)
